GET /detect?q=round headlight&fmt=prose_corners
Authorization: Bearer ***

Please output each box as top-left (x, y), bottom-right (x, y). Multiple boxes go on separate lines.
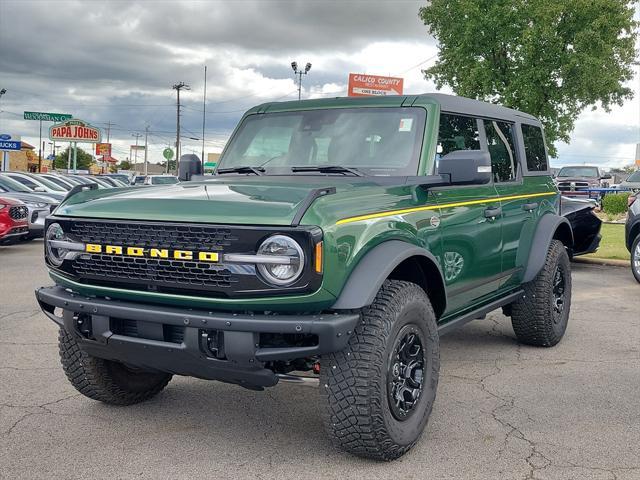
top-left (46, 223), bottom-right (68, 266)
top-left (257, 235), bottom-right (305, 286)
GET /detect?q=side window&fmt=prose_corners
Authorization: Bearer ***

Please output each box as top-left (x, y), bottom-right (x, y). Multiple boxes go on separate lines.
top-left (521, 124), bottom-right (548, 172)
top-left (437, 114), bottom-right (480, 156)
top-left (484, 120), bottom-right (518, 182)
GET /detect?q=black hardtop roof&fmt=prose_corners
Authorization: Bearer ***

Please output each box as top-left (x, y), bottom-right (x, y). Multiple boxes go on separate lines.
top-left (423, 93), bottom-right (539, 123)
top-left (257, 92), bottom-right (540, 125)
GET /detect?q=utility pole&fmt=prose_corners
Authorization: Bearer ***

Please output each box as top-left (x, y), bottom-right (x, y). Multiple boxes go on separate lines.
top-left (201, 66), bottom-right (207, 171)
top-left (173, 81), bottom-right (190, 174)
top-left (144, 125), bottom-right (149, 176)
top-left (291, 61), bottom-right (312, 100)
top-left (104, 121), bottom-right (114, 143)
top-left (132, 132), bottom-right (142, 168)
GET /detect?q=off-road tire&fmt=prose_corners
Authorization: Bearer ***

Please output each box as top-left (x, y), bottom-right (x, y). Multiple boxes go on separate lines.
top-left (59, 328), bottom-right (172, 405)
top-left (631, 235), bottom-right (640, 284)
top-left (511, 240), bottom-right (571, 347)
top-left (319, 280), bottom-right (440, 461)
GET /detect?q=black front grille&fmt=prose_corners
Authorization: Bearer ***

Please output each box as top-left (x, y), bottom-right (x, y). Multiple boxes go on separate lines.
top-left (69, 221), bottom-right (238, 251)
top-left (73, 254), bottom-right (239, 290)
top-left (9, 206), bottom-right (28, 220)
top-left (53, 218), bottom-right (321, 298)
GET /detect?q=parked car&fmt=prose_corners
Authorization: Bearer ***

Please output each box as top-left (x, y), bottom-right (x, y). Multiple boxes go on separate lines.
top-left (0, 174), bottom-right (66, 202)
top-left (64, 175), bottom-right (106, 188)
top-left (0, 191), bottom-right (56, 240)
top-left (554, 166), bottom-right (612, 198)
top-left (101, 173), bottom-right (132, 185)
top-left (38, 93), bottom-right (574, 461)
top-left (132, 175), bottom-right (146, 185)
top-left (560, 196), bottom-right (602, 256)
top-left (620, 170), bottom-right (640, 193)
top-left (0, 172), bottom-right (67, 196)
top-left (625, 192), bottom-right (640, 283)
top-left (144, 175), bottom-right (179, 185)
top-left (0, 197), bottom-right (29, 245)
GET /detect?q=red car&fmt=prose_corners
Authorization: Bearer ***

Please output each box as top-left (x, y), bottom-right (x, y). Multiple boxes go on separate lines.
top-left (0, 197), bottom-right (29, 244)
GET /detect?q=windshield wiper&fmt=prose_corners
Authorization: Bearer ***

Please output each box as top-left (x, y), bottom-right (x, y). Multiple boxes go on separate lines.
top-left (291, 165), bottom-right (364, 177)
top-left (216, 166), bottom-right (265, 176)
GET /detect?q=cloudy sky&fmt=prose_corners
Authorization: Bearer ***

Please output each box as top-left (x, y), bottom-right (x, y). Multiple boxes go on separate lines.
top-left (0, 0), bottom-right (638, 169)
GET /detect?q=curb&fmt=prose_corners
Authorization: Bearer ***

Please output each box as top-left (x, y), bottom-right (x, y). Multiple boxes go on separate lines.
top-left (572, 257), bottom-right (630, 267)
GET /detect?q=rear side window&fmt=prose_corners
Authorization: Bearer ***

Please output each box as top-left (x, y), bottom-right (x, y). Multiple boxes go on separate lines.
top-left (9, 175), bottom-right (39, 189)
top-left (521, 124), bottom-right (548, 172)
top-left (437, 114), bottom-right (480, 156)
top-left (484, 120), bottom-right (518, 182)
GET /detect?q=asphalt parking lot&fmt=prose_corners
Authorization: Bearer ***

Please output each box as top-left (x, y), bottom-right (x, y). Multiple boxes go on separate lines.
top-left (1, 240), bottom-right (638, 480)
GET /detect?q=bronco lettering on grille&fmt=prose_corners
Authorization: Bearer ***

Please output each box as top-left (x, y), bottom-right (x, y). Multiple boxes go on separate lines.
top-left (85, 244), bottom-right (219, 262)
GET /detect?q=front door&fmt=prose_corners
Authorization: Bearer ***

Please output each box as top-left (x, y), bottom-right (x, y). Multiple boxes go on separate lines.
top-left (433, 114), bottom-right (503, 313)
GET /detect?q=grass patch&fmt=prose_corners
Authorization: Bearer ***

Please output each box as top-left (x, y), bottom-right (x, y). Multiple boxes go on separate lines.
top-left (584, 223), bottom-right (630, 261)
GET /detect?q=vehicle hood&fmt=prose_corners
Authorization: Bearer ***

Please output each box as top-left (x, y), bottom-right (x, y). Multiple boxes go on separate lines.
top-left (54, 177), bottom-right (407, 226)
top-left (556, 176), bottom-right (600, 183)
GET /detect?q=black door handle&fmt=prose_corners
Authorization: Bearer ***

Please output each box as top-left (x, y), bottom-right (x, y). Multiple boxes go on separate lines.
top-left (522, 202), bottom-right (539, 212)
top-left (484, 206), bottom-right (502, 218)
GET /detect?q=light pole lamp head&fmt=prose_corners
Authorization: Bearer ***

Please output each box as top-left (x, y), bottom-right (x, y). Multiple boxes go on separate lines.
top-left (305, 62), bottom-right (312, 73)
top-left (291, 61), bottom-right (298, 73)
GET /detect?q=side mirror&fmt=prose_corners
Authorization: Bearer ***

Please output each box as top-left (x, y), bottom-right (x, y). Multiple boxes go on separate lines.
top-left (438, 150), bottom-right (492, 185)
top-left (178, 154), bottom-right (203, 181)
top-left (600, 174), bottom-right (612, 180)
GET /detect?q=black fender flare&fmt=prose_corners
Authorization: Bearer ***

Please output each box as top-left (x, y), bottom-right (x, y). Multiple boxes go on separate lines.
top-left (523, 214), bottom-right (573, 283)
top-left (331, 240), bottom-right (446, 314)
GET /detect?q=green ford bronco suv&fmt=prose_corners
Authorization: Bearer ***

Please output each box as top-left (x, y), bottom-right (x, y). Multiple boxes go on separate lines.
top-left (36, 93), bottom-right (573, 460)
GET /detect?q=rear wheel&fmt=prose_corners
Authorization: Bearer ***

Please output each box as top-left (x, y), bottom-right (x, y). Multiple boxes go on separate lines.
top-left (59, 328), bottom-right (172, 405)
top-left (319, 280), bottom-right (439, 461)
top-left (510, 240), bottom-right (571, 347)
top-left (631, 235), bottom-right (640, 284)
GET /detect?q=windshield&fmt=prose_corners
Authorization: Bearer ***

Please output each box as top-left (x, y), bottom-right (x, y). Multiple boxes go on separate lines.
top-left (152, 176), bottom-right (178, 184)
top-left (0, 175), bottom-right (32, 192)
top-left (41, 175), bottom-right (72, 191)
top-left (218, 107), bottom-right (426, 176)
top-left (27, 174), bottom-right (66, 191)
top-left (626, 171), bottom-right (640, 182)
top-left (558, 167), bottom-right (599, 178)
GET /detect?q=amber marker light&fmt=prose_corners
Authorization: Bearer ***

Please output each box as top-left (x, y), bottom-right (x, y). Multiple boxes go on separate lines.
top-left (315, 242), bottom-right (323, 273)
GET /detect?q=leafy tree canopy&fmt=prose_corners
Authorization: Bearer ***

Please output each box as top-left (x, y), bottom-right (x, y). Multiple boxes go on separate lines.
top-left (53, 146), bottom-right (95, 170)
top-left (419, 0), bottom-right (638, 156)
top-left (119, 160), bottom-right (132, 171)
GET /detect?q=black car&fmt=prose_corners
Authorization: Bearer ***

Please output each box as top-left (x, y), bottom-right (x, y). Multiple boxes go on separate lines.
top-left (561, 196), bottom-right (602, 256)
top-left (625, 192), bottom-right (640, 283)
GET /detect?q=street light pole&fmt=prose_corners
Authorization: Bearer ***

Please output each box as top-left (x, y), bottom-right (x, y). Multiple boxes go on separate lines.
top-left (291, 61), bottom-right (312, 100)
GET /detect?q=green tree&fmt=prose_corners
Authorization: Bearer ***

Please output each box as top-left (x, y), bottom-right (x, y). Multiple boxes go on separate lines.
top-left (53, 146), bottom-right (95, 170)
top-left (119, 160), bottom-right (132, 171)
top-left (419, 0), bottom-right (638, 156)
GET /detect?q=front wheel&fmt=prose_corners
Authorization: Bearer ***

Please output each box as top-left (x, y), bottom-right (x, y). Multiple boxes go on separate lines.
top-left (510, 240), bottom-right (572, 347)
top-left (59, 329), bottom-right (172, 405)
top-left (319, 280), bottom-right (440, 461)
top-left (631, 235), bottom-right (640, 284)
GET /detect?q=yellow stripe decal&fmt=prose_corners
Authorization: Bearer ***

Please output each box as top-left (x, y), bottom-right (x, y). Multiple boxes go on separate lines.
top-left (336, 191), bottom-right (557, 225)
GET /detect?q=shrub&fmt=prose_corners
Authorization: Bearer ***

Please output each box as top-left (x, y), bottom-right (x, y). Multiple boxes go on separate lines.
top-left (602, 192), bottom-right (631, 216)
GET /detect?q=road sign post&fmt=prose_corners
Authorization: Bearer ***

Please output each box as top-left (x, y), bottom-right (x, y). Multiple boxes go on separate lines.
top-left (24, 112), bottom-right (72, 172)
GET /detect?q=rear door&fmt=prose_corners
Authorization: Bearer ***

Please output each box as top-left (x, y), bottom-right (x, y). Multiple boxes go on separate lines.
top-left (433, 113), bottom-right (503, 313)
top-left (483, 119), bottom-right (528, 278)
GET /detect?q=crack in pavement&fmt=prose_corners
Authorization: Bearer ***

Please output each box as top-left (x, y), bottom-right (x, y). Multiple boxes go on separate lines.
top-left (1, 393), bottom-right (83, 436)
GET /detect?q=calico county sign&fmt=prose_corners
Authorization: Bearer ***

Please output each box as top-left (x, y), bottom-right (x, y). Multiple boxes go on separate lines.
top-left (348, 73), bottom-right (404, 96)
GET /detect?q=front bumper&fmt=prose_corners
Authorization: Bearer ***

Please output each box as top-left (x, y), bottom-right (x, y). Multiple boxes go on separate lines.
top-left (35, 285), bottom-right (359, 389)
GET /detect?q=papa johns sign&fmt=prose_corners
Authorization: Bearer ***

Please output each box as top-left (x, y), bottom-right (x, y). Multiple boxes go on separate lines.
top-left (49, 119), bottom-right (102, 143)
